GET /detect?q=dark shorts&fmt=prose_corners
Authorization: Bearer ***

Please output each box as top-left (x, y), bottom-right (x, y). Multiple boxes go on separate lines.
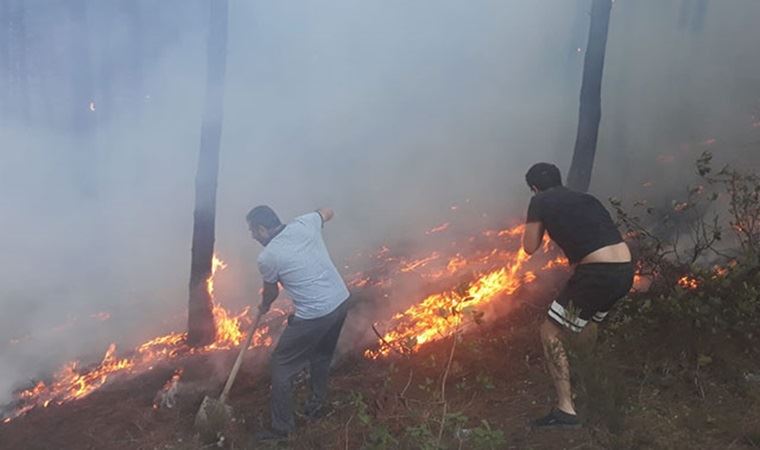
top-left (547, 262), bottom-right (634, 333)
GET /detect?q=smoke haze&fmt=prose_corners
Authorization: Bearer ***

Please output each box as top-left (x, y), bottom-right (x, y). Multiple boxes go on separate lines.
top-left (1, 0), bottom-right (759, 404)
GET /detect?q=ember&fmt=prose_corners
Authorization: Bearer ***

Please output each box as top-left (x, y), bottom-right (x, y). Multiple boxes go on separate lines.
top-left (90, 312), bottom-right (111, 321)
top-left (426, 222), bottom-right (450, 235)
top-left (677, 275), bottom-right (700, 290)
top-left (153, 369), bottom-right (183, 410)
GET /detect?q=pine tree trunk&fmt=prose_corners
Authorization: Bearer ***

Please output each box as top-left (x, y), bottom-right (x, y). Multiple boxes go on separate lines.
top-left (0, 0), bottom-right (11, 123)
top-left (566, 0), bottom-right (613, 193)
top-left (187, 0), bottom-right (229, 347)
top-left (2, 0), bottom-right (29, 125)
top-left (679, 0), bottom-right (708, 32)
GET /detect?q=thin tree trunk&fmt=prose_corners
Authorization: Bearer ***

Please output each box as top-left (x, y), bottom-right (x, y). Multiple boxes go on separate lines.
top-left (69, 0), bottom-right (95, 134)
top-left (679, 0), bottom-right (708, 32)
top-left (66, 0), bottom-right (102, 198)
top-left (2, 0), bottom-right (29, 125)
top-left (0, 0), bottom-right (11, 124)
top-left (566, 0), bottom-right (613, 193)
top-left (187, 0), bottom-right (229, 347)
top-left (122, 0), bottom-right (144, 115)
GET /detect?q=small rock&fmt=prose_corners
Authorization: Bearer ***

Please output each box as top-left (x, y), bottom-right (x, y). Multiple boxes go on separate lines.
top-left (744, 372), bottom-right (760, 383)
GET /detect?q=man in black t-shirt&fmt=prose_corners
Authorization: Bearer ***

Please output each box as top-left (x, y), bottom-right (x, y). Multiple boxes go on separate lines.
top-left (522, 163), bottom-right (633, 429)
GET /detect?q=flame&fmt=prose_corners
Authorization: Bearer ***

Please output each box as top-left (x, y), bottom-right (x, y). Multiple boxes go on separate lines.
top-left (90, 312), bottom-right (111, 321)
top-left (426, 222), bottom-right (450, 235)
top-left (153, 369), bottom-right (183, 410)
top-left (5, 220), bottom-right (568, 421)
top-left (541, 256), bottom-right (567, 270)
top-left (445, 254), bottom-right (468, 274)
top-left (713, 265), bottom-right (729, 278)
top-left (677, 275), bottom-right (700, 290)
top-left (700, 138), bottom-right (717, 146)
top-left (632, 274), bottom-right (651, 292)
top-left (206, 255), bottom-right (227, 297)
top-left (497, 224), bottom-right (525, 238)
top-left (400, 253), bottom-right (441, 273)
top-left (3, 254), bottom-right (280, 423)
top-left (347, 273), bottom-right (371, 289)
top-left (674, 201), bottom-right (689, 212)
top-left (365, 233), bottom-right (536, 359)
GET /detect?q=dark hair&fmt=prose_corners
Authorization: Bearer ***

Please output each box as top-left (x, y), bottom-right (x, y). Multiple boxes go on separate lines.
top-left (246, 205), bottom-right (282, 230)
top-left (525, 163), bottom-right (562, 191)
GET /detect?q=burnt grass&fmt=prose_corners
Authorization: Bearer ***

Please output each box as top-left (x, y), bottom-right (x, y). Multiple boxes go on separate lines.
top-left (1, 285), bottom-right (759, 450)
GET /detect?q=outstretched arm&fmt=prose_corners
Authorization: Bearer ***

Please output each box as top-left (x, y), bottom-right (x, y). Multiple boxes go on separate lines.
top-left (522, 221), bottom-right (545, 255)
top-left (316, 208), bottom-right (334, 224)
top-left (259, 281), bottom-right (279, 314)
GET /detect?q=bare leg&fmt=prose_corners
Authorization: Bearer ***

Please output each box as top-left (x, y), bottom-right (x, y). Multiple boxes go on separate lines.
top-left (540, 319), bottom-right (576, 415)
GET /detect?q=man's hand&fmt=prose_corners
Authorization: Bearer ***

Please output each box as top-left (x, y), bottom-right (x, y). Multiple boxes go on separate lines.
top-left (522, 221), bottom-right (545, 255)
top-left (316, 208), bottom-right (334, 224)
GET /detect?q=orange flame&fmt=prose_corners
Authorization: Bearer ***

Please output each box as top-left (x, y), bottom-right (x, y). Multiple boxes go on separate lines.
top-left (425, 222), bottom-right (450, 235)
top-left (3, 254), bottom-right (280, 423)
top-left (713, 265), bottom-right (730, 278)
top-left (677, 275), bottom-right (700, 290)
top-left (541, 256), bottom-right (567, 270)
top-left (90, 312), bottom-right (111, 321)
top-left (153, 369), bottom-right (183, 410)
top-left (206, 255), bottom-right (227, 297)
top-left (365, 234), bottom-right (535, 359)
top-left (400, 253), bottom-right (441, 273)
top-left (4, 220), bottom-right (567, 422)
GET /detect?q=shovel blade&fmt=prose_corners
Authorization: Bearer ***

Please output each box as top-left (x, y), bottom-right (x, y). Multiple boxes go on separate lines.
top-left (194, 395), bottom-right (233, 436)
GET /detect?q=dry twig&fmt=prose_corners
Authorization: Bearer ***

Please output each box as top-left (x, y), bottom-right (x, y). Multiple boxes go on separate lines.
top-left (437, 331), bottom-right (460, 446)
top-left (344, 414), bottom-right (354, 450)
top-left (371, 323), bottom-right (408, 357)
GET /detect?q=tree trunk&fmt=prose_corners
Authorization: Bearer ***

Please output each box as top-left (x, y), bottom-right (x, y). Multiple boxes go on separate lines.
top-left (679, 0), bottom-right (708, 32)
top-left (0, 0), bottom-right (11, 123)
top-left (187, 0), bottom-right (229, 347)
top-left (67, 0), bottom-right (101, 197)
top-left (69, 0), bottom-right (95, 134)
top-left (121, 0), bottom-right (144, 116)
top-left (2, 0), bottom-right (29, 125)
top-left (566, 0), bottom-right (613, 193)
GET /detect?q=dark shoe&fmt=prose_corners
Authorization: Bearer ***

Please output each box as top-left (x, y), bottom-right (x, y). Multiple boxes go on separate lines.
top-left (531, 409), bottom-right (581, 429)
top-left (253, 428), bottom-right (289, 442)
top-left (300, 404), bottom-right (333, 420)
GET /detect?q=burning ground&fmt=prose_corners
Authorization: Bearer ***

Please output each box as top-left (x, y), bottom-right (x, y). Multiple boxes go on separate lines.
top-left (0, 217), bottom-right (558, 425)
top-left (1, 203), bottom-right (759, 449)
top-left (2, 150), bottom-right (760, 448)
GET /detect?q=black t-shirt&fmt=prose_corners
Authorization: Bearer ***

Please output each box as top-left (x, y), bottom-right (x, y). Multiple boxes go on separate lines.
top-left (526, 186), bottom-right (623, 264)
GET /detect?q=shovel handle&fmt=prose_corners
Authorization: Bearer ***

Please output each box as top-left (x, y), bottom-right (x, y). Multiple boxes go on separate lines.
top-left (219, 310), bottom-right (263, 402)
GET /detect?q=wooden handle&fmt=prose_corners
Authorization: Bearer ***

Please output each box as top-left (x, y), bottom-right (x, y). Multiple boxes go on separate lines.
top-left (219, 310), bottom-right (263, 402)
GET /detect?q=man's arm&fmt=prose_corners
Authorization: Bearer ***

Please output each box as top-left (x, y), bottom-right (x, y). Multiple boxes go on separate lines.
top-left (522, 221), bottom-right (545, 255)
top-left (316, 208), bottom-right (334, 224)
top-left (259, 281), bottom-right (279, 314)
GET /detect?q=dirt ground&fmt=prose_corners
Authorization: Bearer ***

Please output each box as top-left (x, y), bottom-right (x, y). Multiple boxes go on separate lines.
top-left (1, 293), bottom-right (759, 449)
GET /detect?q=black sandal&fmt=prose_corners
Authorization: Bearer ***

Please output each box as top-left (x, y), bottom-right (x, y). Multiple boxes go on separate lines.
top-left (531, 408), bottom-right (582, 429)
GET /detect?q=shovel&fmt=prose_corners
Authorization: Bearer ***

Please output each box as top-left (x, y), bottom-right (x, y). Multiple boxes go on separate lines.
top-left (194, 309), bottom-right (264, 435)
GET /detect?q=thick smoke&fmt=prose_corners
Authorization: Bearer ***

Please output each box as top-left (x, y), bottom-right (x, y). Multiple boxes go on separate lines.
top-left (1, 0), bottom-right (759, 405)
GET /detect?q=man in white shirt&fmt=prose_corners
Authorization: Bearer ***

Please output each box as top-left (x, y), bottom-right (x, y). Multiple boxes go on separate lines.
top-left (247, 205), bottom-right (350, 441)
